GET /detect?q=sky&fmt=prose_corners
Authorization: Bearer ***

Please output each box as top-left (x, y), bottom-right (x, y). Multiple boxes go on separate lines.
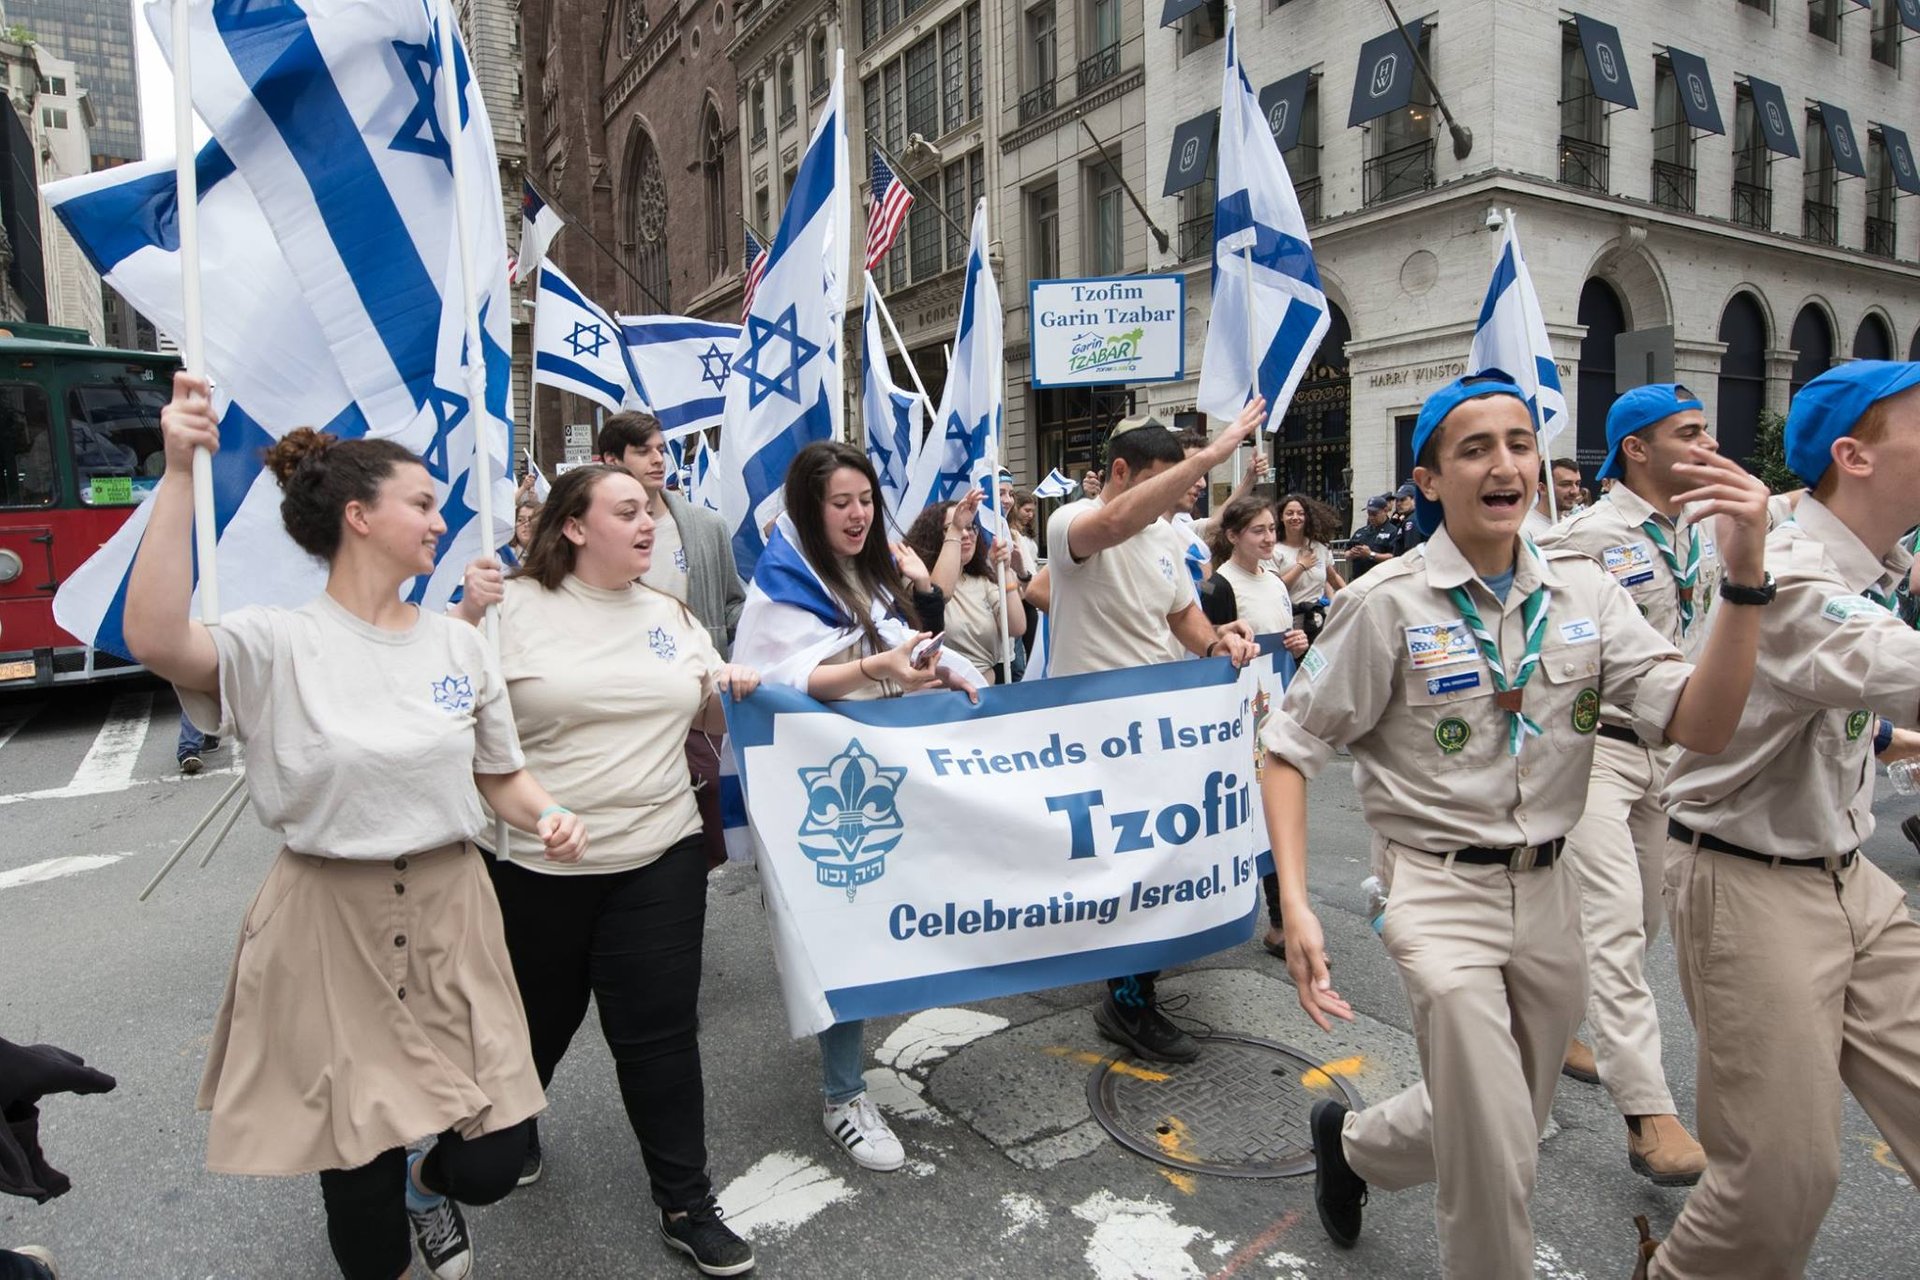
top-left (133, 1), bottom-right (211, 158)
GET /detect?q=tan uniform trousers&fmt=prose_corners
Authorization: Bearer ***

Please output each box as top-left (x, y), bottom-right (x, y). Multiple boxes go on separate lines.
top-left (1654, 839), bottom-right (1920, 1280)
top-left (1344, 840), bottom-right (1588, 1280)
top-left (1560, 730), bottom-right (1675, 1116)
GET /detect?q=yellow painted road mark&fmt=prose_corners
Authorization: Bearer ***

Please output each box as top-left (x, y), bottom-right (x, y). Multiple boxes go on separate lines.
top-left (1043, 1046), bottom-right (1171, 1083)
top-left (1863, 1138), bottom-right (1907, 1176)
top-left (1301, 1053), bottom-right (1367, 1090)
top-left (1152, 1115), bottom-right (1199, 1193)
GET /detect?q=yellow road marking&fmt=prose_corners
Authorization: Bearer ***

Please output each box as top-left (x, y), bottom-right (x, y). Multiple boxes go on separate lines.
top-left (1043, 1046), bottom-right (1172, 1082)
top-left (1300, 1054), bottom-right (1367, 1090)
top-left (1154, 1115), bottom-right (1199, 1194)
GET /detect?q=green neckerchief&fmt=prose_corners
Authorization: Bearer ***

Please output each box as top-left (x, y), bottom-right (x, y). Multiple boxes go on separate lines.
top-left (1640, 518), bottom-right (1701, 635)
top-left (1448, 575), bottom-right (1553, 756)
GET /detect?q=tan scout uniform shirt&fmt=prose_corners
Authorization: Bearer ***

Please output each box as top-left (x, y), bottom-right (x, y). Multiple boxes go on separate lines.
top-left (1262, 526), bottom-right (1692, 852)
top-left (1663, 497), bottom-right (1920, 860)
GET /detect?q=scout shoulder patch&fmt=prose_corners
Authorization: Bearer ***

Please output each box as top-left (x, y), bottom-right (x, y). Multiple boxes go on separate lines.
top-left (1603, 542), bottom-right (1656, 587)
top-left (1822, 595), bottom-right (1890, 624)
top-left (1434, 716), bottom-right (1471, 754)
top-left (1846, 709), bottom-right (1872, 741)
top-left (1300, 647), bottom-right (1328, 680)
top-left (1404, 618), bottom-right (1478, 670)
top-left (1572, 688), bottom-right (1600, 734)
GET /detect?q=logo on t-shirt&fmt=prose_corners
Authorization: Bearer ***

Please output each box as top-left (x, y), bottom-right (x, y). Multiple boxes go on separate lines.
top-left (431, 674), bottom-right (474, 714)
top-left (674, 547), bottom-right (688, 574)
top-left (648, 626), bottom-right (678, 661)
top-left (1158, 554), bottom-right (1176, 583)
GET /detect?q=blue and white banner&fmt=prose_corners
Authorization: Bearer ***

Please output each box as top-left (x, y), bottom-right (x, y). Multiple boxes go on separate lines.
top-left (860, 280), bottom-right (924, 530)
top-left (901, 200), bottom-right (1002, 532)
top-left (1468, 214), bottom-right (1569, 448)
top-left (1033, 467), bottom-right (1075, 500)
top-left (533, 259), bottom-right (643, 412)
top-left (621, 314), bottom-right (743, 440)
top-left (724, 643), bottom-right (1295, 1035)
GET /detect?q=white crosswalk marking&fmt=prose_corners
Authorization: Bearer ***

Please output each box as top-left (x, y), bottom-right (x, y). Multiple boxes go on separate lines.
top-left (65, 691), bottom-right (154, 793)
top-left (0, 853), bottom-right (132, 892)
top-left (0, 691), bottom-right (241, 807)
top-left (0, 702), bottom-right (43, 752)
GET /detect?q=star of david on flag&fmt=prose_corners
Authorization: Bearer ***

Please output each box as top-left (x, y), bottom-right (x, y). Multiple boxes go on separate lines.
top-left (534, 259), bottom-right (645, 412)
top-left (860, 277), bottom-right (925, 528)
top-left (1468, 213), bottom-right (1569, 449)
top-left (620, 314), bottom-right (743, 440)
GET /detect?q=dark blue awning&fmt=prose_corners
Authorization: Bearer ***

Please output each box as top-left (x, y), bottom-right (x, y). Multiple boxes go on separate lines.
top-left (1159, 0), bottom-right (1207, 27)
top-left (1664, 47), bottom-right (1723, 135)
top-left (1348, 20), bottom-right (1424, 127)
top-left (1259, 69), bottom-right (1314, 152)
top-left (1573, 14), bottom-right (1637, 110)
top-left (1817, 101), bottom-right (1867, 178)
top-left (1899, 0), bottom-right (1920, 35)
top-left (1878, 125), bottom-right (1920, 194)
top-left (1746, 78), bottom-right (1799, 158)
top-left (1163, 111), bottom-right (1218, 196)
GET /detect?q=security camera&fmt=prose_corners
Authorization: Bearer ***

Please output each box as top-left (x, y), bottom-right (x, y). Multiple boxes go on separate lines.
top-left (1485, 207), bottom-right (1505, 232)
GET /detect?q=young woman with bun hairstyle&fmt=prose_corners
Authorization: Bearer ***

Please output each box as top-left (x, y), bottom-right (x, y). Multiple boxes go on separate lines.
top-left (124, 373), bottom-right (588, 1280)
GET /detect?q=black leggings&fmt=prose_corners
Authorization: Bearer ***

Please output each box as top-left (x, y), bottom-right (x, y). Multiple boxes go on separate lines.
top-left (487, 834), bottom-right (712, 1211)
top-left (317, 1122), bottom-right (529, 1280)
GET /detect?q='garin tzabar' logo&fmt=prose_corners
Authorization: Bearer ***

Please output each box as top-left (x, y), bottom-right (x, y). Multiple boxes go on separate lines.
top-left (432, 674), bottom-right (474, 713)
top-left (797, 739), bottom-right (906, 899)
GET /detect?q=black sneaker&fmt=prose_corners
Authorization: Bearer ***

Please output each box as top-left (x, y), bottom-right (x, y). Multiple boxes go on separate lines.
top-left (1093, 990), bottom-right (1200, 1063)
top-left (1310, 1100), bottom-right (1367, 1248)
top-left (408, 1192), bottom-right (474, 1280)
top-left (660, 1199), bottom-right (756, 1276)
top-left (1902, 814), bottom-right (1920, 857)
top-left (204, 735), bottom-right (220, 752)
top-left (516, 1119), bottom-right (542, 1187)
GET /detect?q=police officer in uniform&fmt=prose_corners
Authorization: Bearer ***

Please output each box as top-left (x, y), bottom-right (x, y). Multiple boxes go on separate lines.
top-left (1346, 495), bottom-right (1401, 580)
top-left (1260, 373), bottom-right (1771, 1280)
top-left (1641, 361), bottom-right (1920, 1280)
top-left (1535, 385), bottom-right (1718, 1186)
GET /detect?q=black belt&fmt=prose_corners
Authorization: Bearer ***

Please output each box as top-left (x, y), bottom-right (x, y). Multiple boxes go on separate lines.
top-left (1596, 724), bottom-right (1640, 746)
top-left (1426, 838), bottom-right (1563, 869)
top-left (1667, 820), bottom-right (1857, 870)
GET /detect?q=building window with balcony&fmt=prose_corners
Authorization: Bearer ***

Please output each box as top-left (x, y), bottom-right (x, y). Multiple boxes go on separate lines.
top-left (1021, 3), bottom-right (1058, 123)
top-left (1181, 0), bottom-right (1224, 55)
top-left (1559, 25), bottom-right (1607, 193)
top-left (1651, 57), bottom-right (1696, 212)
top-left (1081, 0), bottom-right (1123, 96)
top-left (1872, 0), bottom-right (1902, 66)
top-left (1287, 79), bottom-right (1322, 221)
top-left (749, 81), bottom-right (767, 147)
top-left (1731, 85), bottom-right (1771, 229)
top-left (778, 60), bottom-right (797, 128)
top-left (1809, 0), bottom-right (1840, 42)
top-left (1091, 162), bottom-right (1126, 274)
top-left (1867, 133), bottom-right (1898, 257)
top-left (1365, 28), bottom-right (1434, 205)
top-left (810, 29), bottom-right (829, 100)
top-left (1029, 182), bottom-right (1060, 280)
top-left (1804, 110), bottom-right (1839, 244)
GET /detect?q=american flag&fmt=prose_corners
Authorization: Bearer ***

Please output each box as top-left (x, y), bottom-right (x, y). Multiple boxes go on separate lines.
top-left (740, 226), bottom-right (770, 320)
top-left (865, 150), bottom-right (914, 272)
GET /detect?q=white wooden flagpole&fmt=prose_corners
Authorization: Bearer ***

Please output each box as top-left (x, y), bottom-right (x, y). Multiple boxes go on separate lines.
top-left (864, 269), bottom-right (935, 411)
top-left (171, 0), bottom-right (217, 622)
top-left (1238, 246), bottom-right (1261, 486)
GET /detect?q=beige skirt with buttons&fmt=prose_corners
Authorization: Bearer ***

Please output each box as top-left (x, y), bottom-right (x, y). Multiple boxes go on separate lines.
top-left (196, 842), bottom-right (546, 1176)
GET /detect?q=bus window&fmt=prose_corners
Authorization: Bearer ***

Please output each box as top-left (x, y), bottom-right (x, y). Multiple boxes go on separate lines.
top-left (69, 380), bottom-right (168, 505)
top-left (0, 381), bottom-right (55, 507)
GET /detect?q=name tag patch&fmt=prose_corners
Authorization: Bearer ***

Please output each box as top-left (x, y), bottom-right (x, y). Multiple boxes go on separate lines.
top-left (1404, 619), bottom-right (1478, 670)
top-left (1426, 671), bottom-right (1482, 697)
top-left (1559, 617), bottom-right (1599, 646)
top-left (1604, 542), bottom-right (1656, 588)
top-left (1822, 595), bottom-right (1890, 624)
top-left (1300, 648), bottom-right (1328, 680)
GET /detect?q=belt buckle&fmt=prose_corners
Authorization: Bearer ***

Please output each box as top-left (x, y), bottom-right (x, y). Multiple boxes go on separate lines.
top-left (1508, 844), bottom-right (1537, 871)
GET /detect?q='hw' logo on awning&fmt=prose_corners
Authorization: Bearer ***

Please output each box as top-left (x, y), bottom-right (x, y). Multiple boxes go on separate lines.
top-left (797, 739), bottom-right (906, 899)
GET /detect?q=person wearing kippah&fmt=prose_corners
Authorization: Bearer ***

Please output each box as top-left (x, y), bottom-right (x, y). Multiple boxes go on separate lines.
top-left (1261, 371), bottom-right (1772, 1280)
top-left (1646, 361), bottom-right (1920, 1280)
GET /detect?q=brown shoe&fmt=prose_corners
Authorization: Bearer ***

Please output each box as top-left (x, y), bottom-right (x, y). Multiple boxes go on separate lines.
top-left (1562, 1037), bottom-right (1600, 1084)
top-left (1627, 1114), bottom-right (1706, 1186)
top-left (1630, 1214), bottom-right (1658, 1280)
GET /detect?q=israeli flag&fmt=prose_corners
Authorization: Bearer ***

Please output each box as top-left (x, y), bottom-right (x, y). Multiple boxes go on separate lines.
top-left (620, 314), bottom-right (742, 440)
top-left (717, 59), bottom-right (850, 578)
top-left (1032, 467), bottom-right (1074, 500)
top-left (687, 432), bottom-right (722, 512)
top-left (525, 452), bottom-right (551, 501)
top-left (1197, 5), bottom-right (1330, 431)
top-left (43, 144), bottom-right (372, 658)
top-left (149, 0), bottom-right (517, 608)
top-left (1469, 214), bottom-right (1569, 446)
top-left (509, 178), bottom-right (562, 284)
top-left (533, 259), bottom-right (644, 412)
top-left (901, 200), bottom-right (1002, 534)
top-left (860, 280), bottom-right (924, 529)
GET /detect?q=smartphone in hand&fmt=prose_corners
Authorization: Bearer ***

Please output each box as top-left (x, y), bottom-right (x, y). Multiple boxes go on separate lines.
top-left (911, 632), bottom-right (945, 670)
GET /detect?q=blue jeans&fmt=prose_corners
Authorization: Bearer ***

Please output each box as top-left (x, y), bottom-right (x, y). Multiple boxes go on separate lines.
top-left (176, 712), bottom-right (209, 762)
top-left (0, 1250), bottom-right (54, 1280)
top-left (817, 1020), bottom-right (866, 1105)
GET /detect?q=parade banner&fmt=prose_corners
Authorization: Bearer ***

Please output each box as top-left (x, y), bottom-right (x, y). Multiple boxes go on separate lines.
top-left (725, 644), bottom-right (1294, 1035)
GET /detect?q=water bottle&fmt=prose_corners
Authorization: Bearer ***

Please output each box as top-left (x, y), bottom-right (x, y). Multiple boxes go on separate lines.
top-left (1889, 760), bottom-right (1920, 796)
top-left (1361, 875), bottom-right (1389, 936)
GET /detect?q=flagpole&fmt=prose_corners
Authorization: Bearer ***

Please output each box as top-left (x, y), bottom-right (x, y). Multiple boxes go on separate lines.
top-left (864, 270), bottom-right (934, 409)
top-left (170, 1), bottom-right (217, 623)
top-left (982, 202), bottom-right (1012, 681)
top-left (833, 49), bottom-right (850, 447)
top-left (1237, 245), bottom-right (1261, 486)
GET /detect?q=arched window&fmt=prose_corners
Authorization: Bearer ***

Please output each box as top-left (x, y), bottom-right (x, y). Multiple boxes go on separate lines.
top-left (627, 130), bottom-right (670, 313)
top-left (1576, 278), bottom-right (1628, 476)
top-left (1852, 312), bottom-right (1894, 361)
top-left (702, 106), bottom-right (728, 282)
top-left (1788, 304), bottom-right (1833, 400)
top-left (1715, 292), bottom-right (1768, 465)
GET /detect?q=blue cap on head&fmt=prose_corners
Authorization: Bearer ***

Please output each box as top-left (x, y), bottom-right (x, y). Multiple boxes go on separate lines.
top-left (1366, 493), bottom-right (1390, 512)
top-left (1785, 360), bottom-right (1920, 488)
top-left (1597, 384), bottom-right (1705, 481)
top-left (1394, 482), bottom-right (1418, 500)
top-left (1409, 370), bottom-right (1529, 535)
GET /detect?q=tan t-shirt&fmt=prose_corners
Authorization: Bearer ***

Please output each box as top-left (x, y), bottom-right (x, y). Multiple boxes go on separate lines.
top-left (492, 574), bottom-right (721, 873)
top-left (640, 502), bottom-right (690, 602)
top-left (1271, 539), bottom-right (1335, 605)
top-left (1045, 497), bottom-right (1193, 677)
top-left (1216, 558), bottom-right (1294, 636)
top-left (943, 573), bottom-right (1005, 680)
top-left (1261, 526), bottom-right (1691, 852)
top-left (1663, 498), bottom-right (1920, 860)
top-left (179, 594), bottom-right (524, 860)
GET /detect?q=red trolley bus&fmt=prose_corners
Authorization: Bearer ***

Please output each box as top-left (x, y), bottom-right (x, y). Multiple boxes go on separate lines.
top-left (0, 327), bottom-right (179, 688)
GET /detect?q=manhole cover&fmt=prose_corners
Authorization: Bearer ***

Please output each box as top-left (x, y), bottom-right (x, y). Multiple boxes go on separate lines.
top-left (1085, 1034), bottom-right (1366, 1178)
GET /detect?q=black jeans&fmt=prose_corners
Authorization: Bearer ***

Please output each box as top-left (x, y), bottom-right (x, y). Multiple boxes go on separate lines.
top-left (317, 1124), bottom-right (528, 1280)
top-left (487, 834), bottom-right (712, 1212)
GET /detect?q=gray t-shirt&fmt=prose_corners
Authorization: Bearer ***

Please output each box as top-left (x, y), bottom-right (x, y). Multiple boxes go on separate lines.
top-left (180, 593), bottom-right (524, 859)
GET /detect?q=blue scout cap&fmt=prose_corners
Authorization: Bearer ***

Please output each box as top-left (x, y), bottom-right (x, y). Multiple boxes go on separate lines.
top-left (1597, 384), bottom-right (1705, 481)
top-left (1409, 371), bottom-right (1529, 535)
top-left (1394, 482), bottom-right (1418, 499)
top-left (1785, 360), bottom-right (1920, 488)
top-left (1365, 493), bottom-right (1390, 512)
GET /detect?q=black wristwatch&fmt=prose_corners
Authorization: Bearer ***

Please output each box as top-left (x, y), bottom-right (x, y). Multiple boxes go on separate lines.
top-left (1719, 572), bottom-right (1777, 606)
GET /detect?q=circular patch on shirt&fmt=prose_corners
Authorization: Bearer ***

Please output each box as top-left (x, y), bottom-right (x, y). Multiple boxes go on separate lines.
top-left (1434, 717), bottom-right (1471, 755)
top-left (1572, 689), bottom-right (1600, 734)
top-left (1846, 709), bottom-right (1871, 742)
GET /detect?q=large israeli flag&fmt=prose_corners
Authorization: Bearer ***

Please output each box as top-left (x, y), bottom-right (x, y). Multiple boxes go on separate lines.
top-left (1197, 6), bottom-right (1330, 430)
top-left (533, 259), bottom-right (643, 412)
top-left (620, 314), bottom-right (742, 440)
top-left (149, 0), bottom-right (517, 607)
top-left (900, 200), bottom-right (1001, 531)
top-left (718, 60), bottom-right (850, 578)
top-left (860, 280), bottom-right (923, 528)
top-left (1468, 215), bottom-right (1569, 447)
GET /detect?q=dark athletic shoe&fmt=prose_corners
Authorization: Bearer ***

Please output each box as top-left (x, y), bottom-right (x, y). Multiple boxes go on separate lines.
top-left (1902, 814), bottom-right (1920, 858)
top-left (1093, 990), bottom-right (1200, 1063)
top-left (661, 1200), bottom-right (756, 1276)
top-left (178, 753), bottom-right (203, 775)
top-left (1310, 1099), bottom-right (1367, 1248)
top-left (407, 1176), bottom-right (474, 1280)
top-left (516, 1120), bottom-right (542, 1187)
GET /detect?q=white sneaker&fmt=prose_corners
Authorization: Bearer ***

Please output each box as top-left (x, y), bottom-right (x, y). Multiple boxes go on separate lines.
top-left (822, 1093), bottom-right (905, 1171)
